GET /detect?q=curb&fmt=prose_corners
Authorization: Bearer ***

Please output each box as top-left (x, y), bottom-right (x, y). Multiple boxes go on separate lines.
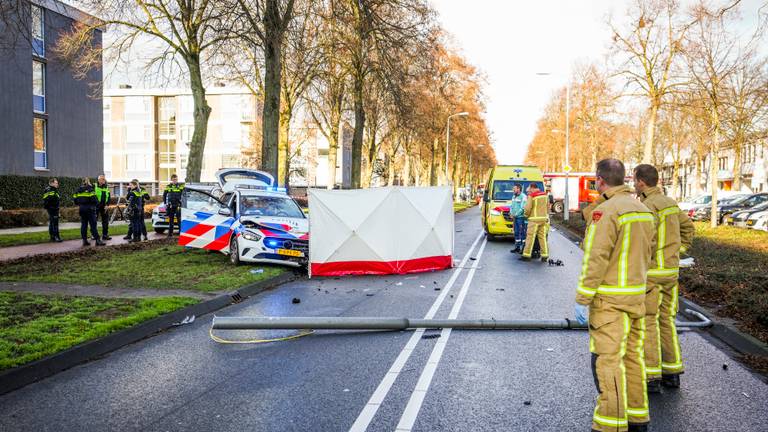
top-left (0, 270), bottom-right (301, 396)
top-left (680, 297), bottom-right (768, 357)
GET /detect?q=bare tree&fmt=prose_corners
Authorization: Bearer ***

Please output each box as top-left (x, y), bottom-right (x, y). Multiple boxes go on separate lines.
top-left (55, 0), bottom-right (236, 183)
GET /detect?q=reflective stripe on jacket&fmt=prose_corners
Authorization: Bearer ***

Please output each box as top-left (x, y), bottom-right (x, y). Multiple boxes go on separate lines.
top-left (576, 185), bottom-right (656, 305)
top-left (163, 183), bottom-right (185, 205)
top-left (73, 185), bottom-right (98, 207)
top-left (524, 191), bottom-right (549, 223)
top-left (639, 187), bottom-right (695, 278)
top-left (94, 184), bottom-right (110, 206)
top-left (42, 186), bottom-right (60, 211)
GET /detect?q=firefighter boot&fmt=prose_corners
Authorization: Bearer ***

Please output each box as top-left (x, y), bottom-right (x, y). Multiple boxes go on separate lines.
top-left (628, 423), bottom-right (648, 432)
top-left (662, 374), bottom-right (680, 388)
top-left (647, 380), bottom-right (662, 394)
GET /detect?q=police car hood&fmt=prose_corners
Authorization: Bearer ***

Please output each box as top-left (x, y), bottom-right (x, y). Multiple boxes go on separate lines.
top-left (240, 216), bottom-right (309, 240)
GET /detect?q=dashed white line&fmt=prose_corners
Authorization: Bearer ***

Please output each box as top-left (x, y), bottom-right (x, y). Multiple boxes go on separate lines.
top-left (394, 237), bottom-right (488, 432)
top-left (348, 231), bottom-right (484, 432)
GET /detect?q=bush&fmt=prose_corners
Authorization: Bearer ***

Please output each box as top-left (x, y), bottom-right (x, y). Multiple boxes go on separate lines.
top-left (0, 204), bottom-right (160, 228)
top-left (0, 175), bottom-right (84, 210)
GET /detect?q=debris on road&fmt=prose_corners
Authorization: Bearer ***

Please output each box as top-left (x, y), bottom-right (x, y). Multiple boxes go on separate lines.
top-left (366, 293), bottom-right (374, 297)
top-left (470, 257), bottom-right (477, 261)
top-left (250, 268), bottom-right (264, 274)
top-left (496, 288), bottom-right (505, 291)
top-left (743, 392), bottom-right (750, 398)
top-left (546, 348), bottom-right (554, 352)
top-left (422, 333), bottom-right (441, 339)
top-left (723, 364), bottom-right (729, 370)
top-left (523, 401), bottom-right (531, 406)
top-left (292, 298), bottom-right (301, 304)
top-left (420, 285), bottom-right (426, 288)
top-left (396, 282), bottom-right (403, 286)
top-left (173, 315), bottom-right (195, 326)
top-left (434, 288), bottom-right (441, 291)
top-left (547, 259), bottom-right (564, 267)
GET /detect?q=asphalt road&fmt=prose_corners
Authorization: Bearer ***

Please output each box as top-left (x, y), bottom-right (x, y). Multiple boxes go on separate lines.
top-left (1, 207), bottom-right (766, 431)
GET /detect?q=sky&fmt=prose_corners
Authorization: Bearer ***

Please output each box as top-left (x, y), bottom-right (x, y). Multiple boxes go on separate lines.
top-left (432, 0), bottom-right (766, 166)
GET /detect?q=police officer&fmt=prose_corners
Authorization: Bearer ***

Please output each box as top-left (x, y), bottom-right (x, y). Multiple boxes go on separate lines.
top-left (508, 183), bottom-right (527, 254)
top-left (126, 180), bottom-right (144, 243)
top-left (633, 164), bottom-right (694, 392)
top-left (137, 182), bottom-right (150, 241)
top-left (574, 159), bottom-right (655, 432)
top-left (42, 177), bottom-right (62, 243)
top-left (95, 174), bottom-right (111, 240)
top-left (520, 183), bottom-right (549, 262)
top-left (163, 174), bottom-right (184, 237)
top-left (73, 177), bottom-right (105, 247)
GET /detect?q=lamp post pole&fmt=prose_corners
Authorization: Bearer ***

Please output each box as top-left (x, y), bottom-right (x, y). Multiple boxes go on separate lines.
top-left (564, 82), bottom-right (571, 222)
top-left (446, 112), bottom-right (469, 186)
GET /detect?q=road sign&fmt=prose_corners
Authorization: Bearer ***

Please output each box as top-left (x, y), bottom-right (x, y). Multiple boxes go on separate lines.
top-left (564, 165), bottom-right (572, 173)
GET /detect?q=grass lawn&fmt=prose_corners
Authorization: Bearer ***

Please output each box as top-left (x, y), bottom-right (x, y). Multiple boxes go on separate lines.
top-left (0, 222), bottom-right (153, 248)
top-left (0, 240), bottom-right (286, 293)
top-left (453, 202), bottom-right (477, 212)
top-left (0, 291), bottom-right (198, 370)
top-left (680, 223), bottom-right (768, 342)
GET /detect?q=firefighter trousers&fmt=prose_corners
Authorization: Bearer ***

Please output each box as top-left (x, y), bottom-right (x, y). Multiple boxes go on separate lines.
top-left (589, 297), bottom-right (649, 431)
top-left (644, 277), bottom-right (684, 379)
top-left (522, 221), bottom-right (548, 258)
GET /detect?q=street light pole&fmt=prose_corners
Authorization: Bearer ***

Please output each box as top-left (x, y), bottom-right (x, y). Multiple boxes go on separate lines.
top-left (446, 112), bottom-right (469, 186)
top-left (564, 82), bottom-right (571, 222)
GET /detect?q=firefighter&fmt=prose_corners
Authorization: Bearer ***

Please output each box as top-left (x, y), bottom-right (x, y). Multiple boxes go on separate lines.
top-left (163, 174), bottom-right (184, 237)
top-left (42, 177), bottom-right (62, 243)
top-left (126, 180), bottom-right (144, 243)
top-left (574, 159), bottom-right (656, 432)
top-left (509, 183), bottom-right (527, 253)
top-left (633, 164), bottom-right (694, 392)
top-left (520, 183), bottom-right (548, 262)
top-left (73, 177), bottom-right (105, 246)
top-left (95, 174), bottom-right (111, 240)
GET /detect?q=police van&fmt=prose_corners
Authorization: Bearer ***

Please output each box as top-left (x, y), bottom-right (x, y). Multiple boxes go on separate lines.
top-left (481, 165), bottom-right (545, 239)
top-left (178, 168), bottom-right (309, 267)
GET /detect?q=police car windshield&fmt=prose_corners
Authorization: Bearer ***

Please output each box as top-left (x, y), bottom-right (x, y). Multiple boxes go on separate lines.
top-left (239, 195), bottom-right (304, 218)
top-left (492, 180), bottom-right (543, 200)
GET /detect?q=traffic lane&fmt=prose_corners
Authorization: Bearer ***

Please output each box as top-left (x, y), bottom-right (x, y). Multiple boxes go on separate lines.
top-left (0, 207), bottom-right (483, 432)
top-left (413, 229), bottom-right (768, 431)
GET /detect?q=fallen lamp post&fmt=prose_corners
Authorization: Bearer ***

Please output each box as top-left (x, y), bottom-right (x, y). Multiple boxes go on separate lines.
top-left (211, 309), bottom-right (711, 331)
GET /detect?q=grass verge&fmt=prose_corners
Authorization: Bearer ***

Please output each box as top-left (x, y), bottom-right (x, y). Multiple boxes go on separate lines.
top-left (0, 291), bottom-right (197, 370)
top-left (0, 239), bottom-right (286, 293)
top-left (453, 201), bottom-right (477, 213)
top-left (0, 222), bottom-right (153, 248)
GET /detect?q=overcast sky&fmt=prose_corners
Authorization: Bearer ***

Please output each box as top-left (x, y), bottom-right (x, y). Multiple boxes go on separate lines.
top-left (432, 0), bottom-right (766, 165)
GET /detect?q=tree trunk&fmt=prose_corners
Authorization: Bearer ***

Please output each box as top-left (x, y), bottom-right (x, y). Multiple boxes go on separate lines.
top-left (733, 136), bottom-right (743, 191)
top-left (429, 137), bottom-right (438, 186)
top-left (710, 113), bottom-right (720, 228)
top-left (642, 102), bottom-right (659, 164)
top-left (327, 120), bottom-right (340, 190)
top-left (403, 152), bottom-right (410, 187)
top-left (184, 58), bottom-right (212, 183)
top-left (694, 152), bottom-right (703, 195)
top-left (278, 107), bottom-right (292, 188)
top-left (351, 76), bottom-right (365, 188)
top-left (671, 159), bottom-right (680, 200)
top-left (261, 29), bottom-right (282, 180)
top-left (387, 153), bottom-right (396, 186)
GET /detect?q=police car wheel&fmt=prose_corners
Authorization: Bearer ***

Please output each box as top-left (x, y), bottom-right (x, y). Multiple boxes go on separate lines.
top-left (229, 237), bottom-right (241, 266)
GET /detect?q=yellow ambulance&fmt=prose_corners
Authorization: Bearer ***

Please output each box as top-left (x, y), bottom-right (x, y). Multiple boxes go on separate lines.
top-left (481, 165), bottom-right (545, 239)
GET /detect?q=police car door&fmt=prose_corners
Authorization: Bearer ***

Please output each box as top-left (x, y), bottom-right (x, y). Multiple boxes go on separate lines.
top-left (179, 188), bottom-right (237, 252)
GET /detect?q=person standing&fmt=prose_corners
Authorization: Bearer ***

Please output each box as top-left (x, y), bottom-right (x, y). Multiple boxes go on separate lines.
top-left (73, 178), bottom-right (105, 246)
top-left (574, 159), bottom-right (655, 432)
top-left (138, 182), bottom-right (151, 241)
top-left (633, 164), bottom-right (694, 393)
top-left (520, 183), bottom-right (549, 262)
top-left (163, 174), bottom-right (184, 237)
top-left (508, 183), bottom-right (527, 254)
top-left (126, 180), bottom-right (144, 243)
top-left (94, 174), bottom-right (111, 240)
top-left (42, 178), bottom-right (62, 243)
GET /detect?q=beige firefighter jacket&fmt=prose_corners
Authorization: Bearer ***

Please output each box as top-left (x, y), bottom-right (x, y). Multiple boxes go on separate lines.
top-left (524, 191), bottom-right (549, 223)
top-left (638, 187), bottom-right (695, 279)
top-left (576, 185), bottom-right (656, 306)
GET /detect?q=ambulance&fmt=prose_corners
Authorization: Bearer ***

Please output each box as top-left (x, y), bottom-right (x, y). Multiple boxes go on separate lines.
top-left (481, 165), bottom-right (545, 239)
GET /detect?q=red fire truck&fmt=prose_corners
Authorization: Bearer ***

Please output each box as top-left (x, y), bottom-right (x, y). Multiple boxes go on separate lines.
top-left (543, 172), bottom-right (599, 214)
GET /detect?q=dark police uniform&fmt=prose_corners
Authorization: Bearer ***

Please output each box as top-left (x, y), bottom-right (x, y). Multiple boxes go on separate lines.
top-left (163, 182), bottom-right (184, 236)
top-left (42, 185), bottom-right (62, 242)
top-left (73, 184), bottom-right (103, 245)
top-left (126, 188), bottom-right (144, 242)
top-left (95, 182), bottom-right (111, 239)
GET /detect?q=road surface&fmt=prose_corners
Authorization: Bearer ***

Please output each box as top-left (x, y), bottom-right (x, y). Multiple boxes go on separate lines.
top-left (1, 207), bottom-right (766, 431)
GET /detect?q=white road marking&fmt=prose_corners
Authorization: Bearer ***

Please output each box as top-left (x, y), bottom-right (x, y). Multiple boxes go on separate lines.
top-left (394, 237), bottom-right (488, 432)
top-left (348, 231), bottom-right (485, 432)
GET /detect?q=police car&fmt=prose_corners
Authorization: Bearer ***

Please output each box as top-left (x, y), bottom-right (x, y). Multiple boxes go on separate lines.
top-left (178, 169), bottom-right (309, 267)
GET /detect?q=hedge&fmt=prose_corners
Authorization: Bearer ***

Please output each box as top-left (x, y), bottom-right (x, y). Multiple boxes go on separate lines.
top-left (0, 204), bottom-right (160, 229)
top-left (0, 175), bottom-right (83, 210)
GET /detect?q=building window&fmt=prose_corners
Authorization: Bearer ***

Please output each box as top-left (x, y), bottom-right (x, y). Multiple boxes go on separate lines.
top-left (33, 61), bottom-right (45, 113)
top-left (34, 117), bottom-right (47, 169)
top-left (718, 157), bottom-right (728, 170)
top-left (31, 5), bottom-right (44, 57)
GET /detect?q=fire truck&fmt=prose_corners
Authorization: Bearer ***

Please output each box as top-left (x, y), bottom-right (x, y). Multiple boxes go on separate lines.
top-left (543, 172), bottom-right (599, 214)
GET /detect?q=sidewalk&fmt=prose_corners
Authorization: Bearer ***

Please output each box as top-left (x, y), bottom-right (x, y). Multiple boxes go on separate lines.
top-left (0, 221), bottom-right (129, 235)
top-left (0, 232), bottom-right (166, 262)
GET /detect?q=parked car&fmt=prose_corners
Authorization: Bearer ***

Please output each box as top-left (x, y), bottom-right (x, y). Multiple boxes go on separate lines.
top-left (711, 193), bottom-right (768, 223)
top-left (725, 201), bottom-right (768, 227)
top-left (690, 194), bottom-right (750, 221)
top-left (178, 168), bottom-right (309, 267)
top-left (679, 191), bottom-right (745, 213)
top-left (746, 209), bottom-right (768, 231)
